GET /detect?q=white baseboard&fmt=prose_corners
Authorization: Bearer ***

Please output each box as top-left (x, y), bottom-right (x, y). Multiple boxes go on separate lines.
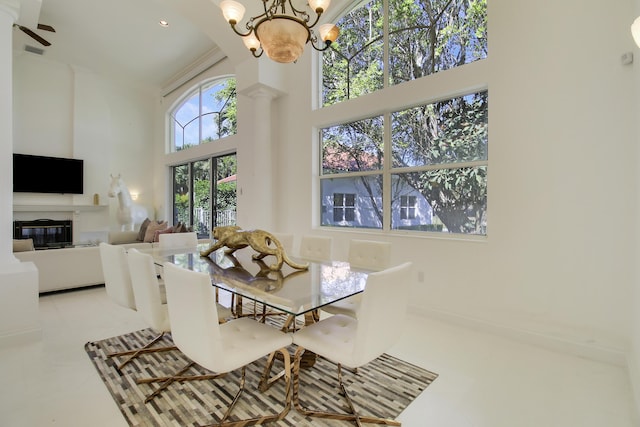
top-left (408, 305), bottom-right (627, 367)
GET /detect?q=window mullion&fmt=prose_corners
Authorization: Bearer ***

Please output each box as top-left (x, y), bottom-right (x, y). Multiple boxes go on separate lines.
top-left (210, 158), bottom-right (215, 234)
top-left (198, 87), bottom-right (203, 146)
top-left (382, 112), bottom-right (391, 231)
top-left (383, 0), bottom-right (389, 89)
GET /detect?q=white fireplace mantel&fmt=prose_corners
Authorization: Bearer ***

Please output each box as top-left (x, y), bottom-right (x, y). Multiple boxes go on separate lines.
top-left (13, 204), bottom-right (107, 213)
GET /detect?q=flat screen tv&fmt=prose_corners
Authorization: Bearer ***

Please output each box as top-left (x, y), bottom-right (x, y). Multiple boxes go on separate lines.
top-left (13, 153), bottom-right (84, 194)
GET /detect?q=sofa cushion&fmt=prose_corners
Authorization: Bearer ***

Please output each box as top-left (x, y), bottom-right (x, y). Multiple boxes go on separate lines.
top-left (143, 221), bottom-right (168, 243)
top-left (136, 218), bottom-right (151, 241)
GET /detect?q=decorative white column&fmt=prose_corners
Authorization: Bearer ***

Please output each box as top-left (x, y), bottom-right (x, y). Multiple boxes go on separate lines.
top-left (0, 0), bottom-right (41, 346)
top-left (235, 57), bottom-right (285, 231)
top-left (245, 87), bottom-right (278, 230)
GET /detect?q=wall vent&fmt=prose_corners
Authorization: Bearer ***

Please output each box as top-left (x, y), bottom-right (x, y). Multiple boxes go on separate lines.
top-left (24, 45), bottom-right (44, 55)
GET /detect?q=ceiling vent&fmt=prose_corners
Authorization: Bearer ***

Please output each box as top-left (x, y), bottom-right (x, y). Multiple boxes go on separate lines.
top-left (24, 45), bottom-right (44, 55)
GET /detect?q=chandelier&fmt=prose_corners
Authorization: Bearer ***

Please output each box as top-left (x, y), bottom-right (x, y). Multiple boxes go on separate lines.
top-left (219, 0), bottom-right (340, 63)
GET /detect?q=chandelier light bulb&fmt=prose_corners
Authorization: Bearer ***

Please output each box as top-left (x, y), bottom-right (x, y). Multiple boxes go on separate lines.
top-left (242, 33), bottom-right (261, 52)
top-left (318, 23), bottom-right (339, 43)
top-left (220, 0), bottom-right (245, 24)
top-left (632, 16), bottom-right (640, 48)
top-left (308, 0), bottom-right (331, 14)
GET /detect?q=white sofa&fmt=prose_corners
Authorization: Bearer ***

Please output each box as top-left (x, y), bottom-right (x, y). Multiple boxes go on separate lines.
top-left (14, 231), bottom-right (154, 294)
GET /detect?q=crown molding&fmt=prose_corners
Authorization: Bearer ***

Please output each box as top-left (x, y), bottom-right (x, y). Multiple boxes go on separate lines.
top-left (161, 47), bottom-right (227, 97)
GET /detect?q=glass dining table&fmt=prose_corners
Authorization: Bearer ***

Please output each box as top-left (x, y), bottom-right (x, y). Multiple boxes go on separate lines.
top-left (150, 243), bottom-right (370, 382)
top-left (150, 243), bottom-right (370, 329)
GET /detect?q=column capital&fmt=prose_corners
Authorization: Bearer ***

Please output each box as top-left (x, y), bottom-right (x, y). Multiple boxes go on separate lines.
top-left (239, 83), bottom-right (281, 100)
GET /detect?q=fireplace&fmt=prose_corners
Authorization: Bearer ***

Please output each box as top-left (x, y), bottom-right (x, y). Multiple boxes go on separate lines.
top-left (14, 219), bottom-right (73, 249)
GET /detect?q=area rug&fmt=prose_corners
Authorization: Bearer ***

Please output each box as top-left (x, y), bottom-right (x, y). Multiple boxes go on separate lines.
top-left (86, 327), bottom-right (437, 426)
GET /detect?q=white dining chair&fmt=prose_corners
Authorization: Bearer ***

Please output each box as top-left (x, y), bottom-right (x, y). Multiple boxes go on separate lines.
top-left (158, 231), bottom-right (198, 249)
top-left (156, 231), bottom-right (198, 289)
top-left (292, 262), bottom-right (413, 426)
top-left (124, 249), bottom-right (177, 366)
top-left (322, 239), bottom-right (392, 318)
top-left (99, 242), bottom-right (136, 312)
top-left (98, 243), bottom-right (143, 369)
top-left (138, 262), bottom-right (293, 425)
top-left (298, 235), bottom-right (332, 263)
top-left (271, 232), bottom-right (294, 254)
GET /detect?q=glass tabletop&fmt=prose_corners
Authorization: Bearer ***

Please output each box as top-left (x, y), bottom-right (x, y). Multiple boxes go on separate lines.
top-left (151, 245), bottom-right (369, 317)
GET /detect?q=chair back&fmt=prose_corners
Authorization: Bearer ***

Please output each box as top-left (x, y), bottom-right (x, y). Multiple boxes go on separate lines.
top-left (127, 249), bottom-right (170, 332)
top-left (99, 242), bottom-right (136, 310)
top-left (271, 232), bottom-right (294, 254)
top-left (158, 231), bottom-right (198, 249)
top-left (299, 235), bottom-right (332, 262)
top-left (162, 262), bottom-right (222, 368)
top-left (348, 239), bottom-right (392, 271)
top-left (352, 262), bottom-right (413, 366)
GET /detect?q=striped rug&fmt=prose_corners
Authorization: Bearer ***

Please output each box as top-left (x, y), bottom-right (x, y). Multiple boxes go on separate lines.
top-left (85, 327), bottom-right (437, 426)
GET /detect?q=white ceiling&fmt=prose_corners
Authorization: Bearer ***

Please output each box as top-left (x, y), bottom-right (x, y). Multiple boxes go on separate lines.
top-left (11, 0), bottom-right (350, 91)
top-left (12, 0), bottom-right (222, 90)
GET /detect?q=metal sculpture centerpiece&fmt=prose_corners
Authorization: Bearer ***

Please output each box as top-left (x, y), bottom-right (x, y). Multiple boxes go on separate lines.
top-left (201, 226), bottom-right (309, 272)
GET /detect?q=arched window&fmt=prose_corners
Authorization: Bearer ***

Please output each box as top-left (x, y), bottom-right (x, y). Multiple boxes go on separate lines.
top-left (170, 77), bottom-right (237, 152)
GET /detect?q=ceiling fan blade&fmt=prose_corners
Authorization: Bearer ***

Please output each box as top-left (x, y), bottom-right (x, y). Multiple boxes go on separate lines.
top-left (18, 26), bottom-right (51, 46)
top-left (36, 24), bottom-right (56, 33)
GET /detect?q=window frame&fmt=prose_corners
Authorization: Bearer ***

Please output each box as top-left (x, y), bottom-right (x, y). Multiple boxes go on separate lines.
top-left (314, 0), bottom-right (488, 239)
top-left (317, 89), bottom-right (488, 237)
top-left (169, 76), bottom-right (237, 153)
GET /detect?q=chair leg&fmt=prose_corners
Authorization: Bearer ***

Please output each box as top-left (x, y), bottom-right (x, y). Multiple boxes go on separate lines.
top-left (292, 346), bottom-right (401, 427)
top-left (203, 347), bottom-right (292, 427)
top-left (107, 331), bottom-right (177, 370)
top-left (138, 361), bottom-right (228, 403)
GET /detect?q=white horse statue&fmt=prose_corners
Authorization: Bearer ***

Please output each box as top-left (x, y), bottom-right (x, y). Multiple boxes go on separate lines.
top-left (108, 174), bottom-right (148, 231)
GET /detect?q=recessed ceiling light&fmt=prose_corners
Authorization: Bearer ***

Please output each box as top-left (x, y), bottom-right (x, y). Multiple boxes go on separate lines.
top-left (159, 20), bottom-right (169, 27)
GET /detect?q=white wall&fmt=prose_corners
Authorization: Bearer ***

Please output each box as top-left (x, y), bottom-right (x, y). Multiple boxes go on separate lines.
top-left (631, 0), bottom-right (640, 416)
top-left (12, 54), bottom-right (157, 234)
top-left (9, 0), bottom-right (639, 411)
top-left (269, 0), bottom-right (637, 366)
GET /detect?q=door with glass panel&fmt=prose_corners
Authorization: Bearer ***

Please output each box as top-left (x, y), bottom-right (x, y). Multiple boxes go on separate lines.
top-left (172, 153), bottom-right (237, 239)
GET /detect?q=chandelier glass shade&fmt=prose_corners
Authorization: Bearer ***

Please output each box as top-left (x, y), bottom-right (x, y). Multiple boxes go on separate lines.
top-left (220, 0), bottom-right (339, 63)
top-left (632, 16), bottom-right (640, 48)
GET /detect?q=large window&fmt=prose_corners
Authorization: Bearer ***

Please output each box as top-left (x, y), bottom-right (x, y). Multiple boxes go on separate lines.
top-left (319, 0), bottom-right (487, 235)
top-left (170, 77), bottom-right (237, 152)
top-left (321, 91), bottom-right (487, 235)
top-left (172, 154), bottom-right (237, 238)
top-left (322, 0), bottom-right (487, 106)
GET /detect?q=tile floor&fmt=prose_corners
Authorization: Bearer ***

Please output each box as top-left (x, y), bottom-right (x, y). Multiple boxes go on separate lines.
top-left (0, 285), bottom-right (637, 427)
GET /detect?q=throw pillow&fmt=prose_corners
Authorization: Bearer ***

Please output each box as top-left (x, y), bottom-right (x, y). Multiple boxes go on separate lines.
top-left (154, 226), bottom-right (174, 243)
top-left (136, 218), bottom-right (151, 241)
top-left (143, 221), bottom-right (168, 243)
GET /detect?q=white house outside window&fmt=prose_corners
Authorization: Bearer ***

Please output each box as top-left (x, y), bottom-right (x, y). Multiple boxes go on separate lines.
top-left (333, 193), bottom-right (356, 222)
top-left (400, 196), bottom-right (416, 220)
